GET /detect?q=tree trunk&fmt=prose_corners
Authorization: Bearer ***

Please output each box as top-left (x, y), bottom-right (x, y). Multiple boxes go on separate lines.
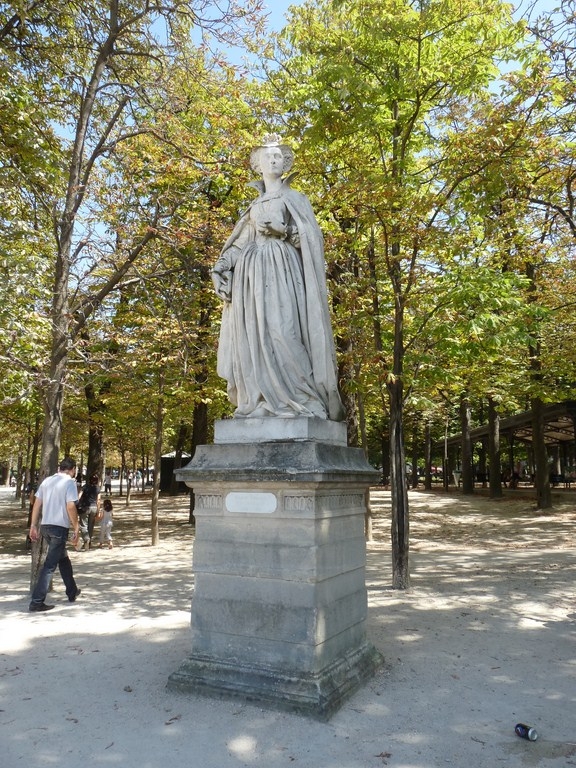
top-left (488, 396), bottom-right (503, 498)
top-left (386, 213), bottom-right (409, 588)
top-left (364, 487), bottom-right (373, 542)
top-left (460, 393), bottom-right (474, 494)
top-left (381, 431), bottom-right (390, 487)
top-left (356, 393), bottom-right (373, 540)
top-left (33, 274), bottom-right (70, 591)
top-left (29, 414), bottom-right (41, 483)
top-left (140, 448), bottom-right (145, 493)
top-left (37, 15), bottom-right (120, 478)
top-left (524, 257), bottom-right (551, 508)
top-left (339, 348), bottom-right (359, 447)
top-left (443, 418), bottom-right (450, 491)
top-left (119, 451), bottom-right (126, 496)
top-left (39, 347), bottom-right (68, 478)
top-left (424, 421), bottom-right (432, 491)
top-left (411, 420), bottom-right (419, 489)
top-left (85, 381), bottom-right (107, 479)
top-left (191, 402), bottom-right (208, 454)
top-left (478, 438), bottom-right (487, 488)
top-left (151, 381), bottom-right (164, 546)
top-left (532, 396), bottom-right (551, 510)
top-left (389, 376), bottom-right (409, 589)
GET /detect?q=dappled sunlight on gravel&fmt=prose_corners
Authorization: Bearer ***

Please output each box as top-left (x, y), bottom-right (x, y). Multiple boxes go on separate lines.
top-left (369, 488), bottom-right (576, 551)
top-left (1, 484), bottom-right (575, 768)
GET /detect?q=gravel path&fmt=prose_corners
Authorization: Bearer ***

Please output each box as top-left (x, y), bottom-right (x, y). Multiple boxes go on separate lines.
top-left (1, 485), bottom-right (575, 768)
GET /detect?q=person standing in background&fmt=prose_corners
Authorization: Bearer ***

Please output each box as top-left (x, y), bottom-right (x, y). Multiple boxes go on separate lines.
top-left (98, 498), bottom-right (114, 549)
top-left (78, 473), bottom-right (101, 548)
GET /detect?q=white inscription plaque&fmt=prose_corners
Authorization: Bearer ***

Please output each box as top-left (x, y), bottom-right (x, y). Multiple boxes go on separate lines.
top-left (225, 491), bottom-right (277, 514)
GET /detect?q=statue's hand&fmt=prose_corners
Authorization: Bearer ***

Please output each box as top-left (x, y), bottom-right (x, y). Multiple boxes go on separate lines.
top-left (258, 219), bottom-right (287, 238)
top-left (212, 268), bottom-right (232, 302)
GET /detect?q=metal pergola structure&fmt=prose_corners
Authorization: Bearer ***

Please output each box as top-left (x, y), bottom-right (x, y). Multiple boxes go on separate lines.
top-left (445, 401), bottom-right (576, 449)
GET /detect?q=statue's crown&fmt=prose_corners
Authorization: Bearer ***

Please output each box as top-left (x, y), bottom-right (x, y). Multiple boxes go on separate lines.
top-left (261, 133), bottom-right (283, 146)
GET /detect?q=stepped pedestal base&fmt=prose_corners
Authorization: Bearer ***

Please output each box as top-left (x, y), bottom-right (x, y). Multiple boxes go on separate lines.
top-left (168, 419), bottom-right (383, 720)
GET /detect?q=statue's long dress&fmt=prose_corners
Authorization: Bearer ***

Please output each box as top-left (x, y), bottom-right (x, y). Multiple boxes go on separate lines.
top-left (219, 191), bottom-right (327, 418)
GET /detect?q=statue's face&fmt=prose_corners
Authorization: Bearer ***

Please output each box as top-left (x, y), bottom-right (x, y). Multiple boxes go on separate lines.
top-left (260, 147), bottom-right (284, 176)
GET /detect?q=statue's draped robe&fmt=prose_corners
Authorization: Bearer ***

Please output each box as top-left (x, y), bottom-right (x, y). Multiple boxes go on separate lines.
top-left (216, 178), bottom-right (344, 421)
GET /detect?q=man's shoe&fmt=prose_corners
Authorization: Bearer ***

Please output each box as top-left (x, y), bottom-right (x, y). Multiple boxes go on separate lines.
top-left (29, 603), bottom-right (55, 612)
top-left (68, 588), bottom-right (81, 603)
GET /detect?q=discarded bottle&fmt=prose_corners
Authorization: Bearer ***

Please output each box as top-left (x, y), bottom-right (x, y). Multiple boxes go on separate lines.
top-left (515, 723), bottom-right (538, 741)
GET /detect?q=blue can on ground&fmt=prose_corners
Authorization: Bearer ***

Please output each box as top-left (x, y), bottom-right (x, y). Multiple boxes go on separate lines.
top-left (515, 723), bottom-right (538, 741)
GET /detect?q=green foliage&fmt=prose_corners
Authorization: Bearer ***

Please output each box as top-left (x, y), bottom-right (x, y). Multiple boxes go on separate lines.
top-left (0, 0), bottom-right (269, 470)
top-left (0, 0), bottom-right (574, 497)
top-left (267, 0), bottom-right (534, 452)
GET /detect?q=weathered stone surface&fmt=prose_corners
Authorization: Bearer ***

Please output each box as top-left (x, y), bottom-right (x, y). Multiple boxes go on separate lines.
top-left (211, 140), bottom-right (345, 422)
top-left (168, 643), bottom-right (383, 722)
top-left (175, 438), bottom-right (378, 485)
top-left (214, 417), bottom-right (347, 446)
top-left (168, 439), bottom-right (383, 719)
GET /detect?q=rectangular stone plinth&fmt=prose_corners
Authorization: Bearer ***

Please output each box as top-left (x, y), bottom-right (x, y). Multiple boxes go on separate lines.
top-left (169, 439), bottom-right (382, 719)
top-left (214, 416), bottom-right (348, 446)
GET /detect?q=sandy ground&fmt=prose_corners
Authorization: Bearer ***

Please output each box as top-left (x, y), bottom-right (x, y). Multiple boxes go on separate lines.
top-left (0, 483), bottom-right (575, 768)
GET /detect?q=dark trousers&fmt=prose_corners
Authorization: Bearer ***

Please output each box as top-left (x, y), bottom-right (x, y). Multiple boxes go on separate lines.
top-left (30, 525), bottom-right (77, 606)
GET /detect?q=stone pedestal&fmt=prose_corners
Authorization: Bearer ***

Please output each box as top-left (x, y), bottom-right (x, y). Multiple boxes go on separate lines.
top-left (167, 418), bottom-right (383, 720)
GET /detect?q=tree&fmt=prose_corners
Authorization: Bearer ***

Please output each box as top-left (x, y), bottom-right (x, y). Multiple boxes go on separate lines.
top-left (449, 7), bottom-right (576, 507)
top-left (0, 0), bottom-right (265, 479)
top-left (269, 0), bottom-right (526, 587)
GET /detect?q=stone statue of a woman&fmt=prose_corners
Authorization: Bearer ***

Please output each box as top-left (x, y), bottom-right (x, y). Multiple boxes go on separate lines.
top-left (212, 134), bottom-right (345, 422)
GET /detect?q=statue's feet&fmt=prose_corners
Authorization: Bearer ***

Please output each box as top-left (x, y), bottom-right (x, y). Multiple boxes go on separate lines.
top-left (248, 406), bottom-right (270, 418)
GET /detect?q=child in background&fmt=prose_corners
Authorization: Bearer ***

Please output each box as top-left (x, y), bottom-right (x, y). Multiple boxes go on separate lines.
top-left (98, 498), bottom-right (114, 549)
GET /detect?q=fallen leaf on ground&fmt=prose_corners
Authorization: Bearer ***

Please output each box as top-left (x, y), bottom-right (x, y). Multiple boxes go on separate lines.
top-left (165, 715), bottom-right (181, 725)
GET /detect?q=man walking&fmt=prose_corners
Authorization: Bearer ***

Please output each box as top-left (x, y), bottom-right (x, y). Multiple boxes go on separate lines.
top-left (29, 456), bottom-right (81, 612)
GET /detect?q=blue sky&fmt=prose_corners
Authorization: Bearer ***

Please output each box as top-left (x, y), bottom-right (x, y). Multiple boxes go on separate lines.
top-left (263, 0), bottom-right (304, 31)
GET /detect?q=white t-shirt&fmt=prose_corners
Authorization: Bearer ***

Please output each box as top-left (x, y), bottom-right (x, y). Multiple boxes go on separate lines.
top-left (36, 472), bottom-right (79, 528)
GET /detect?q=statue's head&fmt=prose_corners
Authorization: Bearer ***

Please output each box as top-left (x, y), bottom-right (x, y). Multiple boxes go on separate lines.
top-left (250, 133), bottom-right (294, 174)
